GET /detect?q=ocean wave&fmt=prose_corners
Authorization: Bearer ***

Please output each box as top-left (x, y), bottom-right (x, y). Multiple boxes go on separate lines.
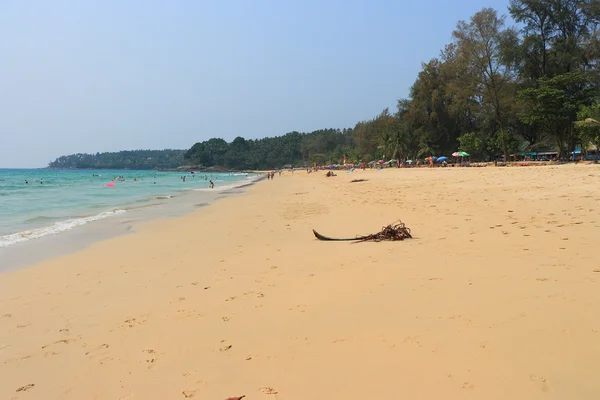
top-left (0, 209), bottom-right (127, 248)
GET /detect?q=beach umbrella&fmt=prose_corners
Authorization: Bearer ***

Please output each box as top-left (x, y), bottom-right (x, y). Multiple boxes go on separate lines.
top-left (436, 156), bottom-right (448, 162)
top-left (452, 151), bottom-right (469, 157)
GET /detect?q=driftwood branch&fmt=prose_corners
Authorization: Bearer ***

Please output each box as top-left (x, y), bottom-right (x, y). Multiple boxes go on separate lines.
top-left (313, 220), bottom-right (412, 242)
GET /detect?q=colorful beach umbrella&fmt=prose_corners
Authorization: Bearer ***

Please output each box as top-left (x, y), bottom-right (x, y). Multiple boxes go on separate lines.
top-left (436, 156), bottom-right (448, 162)
top-left (452, 151), bottom-right (469, 157)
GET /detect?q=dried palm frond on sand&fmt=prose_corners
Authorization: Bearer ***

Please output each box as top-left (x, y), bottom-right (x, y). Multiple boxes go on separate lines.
top-left (313, 220), bottom-right (412, 242)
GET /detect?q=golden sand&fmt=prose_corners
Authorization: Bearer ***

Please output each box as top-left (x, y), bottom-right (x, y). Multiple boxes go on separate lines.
top-left (1, 165), bottom-right (600, 399)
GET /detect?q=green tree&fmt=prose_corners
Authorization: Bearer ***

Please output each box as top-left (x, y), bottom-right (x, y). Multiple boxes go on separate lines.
top-left (457, 132), bottom-right (482, 156)
top-left (452, 8), bottom-right (519, 162)
top-left (517, 71), bottom-right (598, 158)
top-left (575, 103), bottom-right (600, 161)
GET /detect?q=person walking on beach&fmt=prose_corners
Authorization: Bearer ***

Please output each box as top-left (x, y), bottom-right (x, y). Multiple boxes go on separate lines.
top-left (209, 180), bottom-right (214, 189)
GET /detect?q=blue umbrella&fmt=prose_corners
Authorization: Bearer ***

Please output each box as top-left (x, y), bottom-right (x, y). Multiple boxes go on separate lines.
top-left (436, 156), bottom-right (448, 162)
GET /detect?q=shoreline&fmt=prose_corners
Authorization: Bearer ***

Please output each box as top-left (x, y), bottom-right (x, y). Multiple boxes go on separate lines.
top-left (0, 174), bottom-right (265, 273)
top-left (1, 165), bottom-right (600, 399)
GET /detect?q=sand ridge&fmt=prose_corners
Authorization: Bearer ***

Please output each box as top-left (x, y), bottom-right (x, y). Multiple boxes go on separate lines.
top-left (1, 165), bottom-right (600, 399)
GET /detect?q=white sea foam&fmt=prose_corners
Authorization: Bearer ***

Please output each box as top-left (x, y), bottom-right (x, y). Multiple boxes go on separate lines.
top-left (0, 209), bottom-right (127, 248)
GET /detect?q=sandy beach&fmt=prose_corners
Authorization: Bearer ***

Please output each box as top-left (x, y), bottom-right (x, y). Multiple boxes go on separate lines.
top-left (1, 165), bottom-right (600, 400)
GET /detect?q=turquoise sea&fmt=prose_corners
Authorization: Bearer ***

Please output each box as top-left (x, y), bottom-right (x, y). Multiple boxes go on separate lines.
top-left (0, 169), bottom-right (258, 247)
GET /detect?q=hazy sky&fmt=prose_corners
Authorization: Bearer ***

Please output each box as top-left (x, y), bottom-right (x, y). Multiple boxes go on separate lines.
top-left (1, 0), bottom-right (511, 168)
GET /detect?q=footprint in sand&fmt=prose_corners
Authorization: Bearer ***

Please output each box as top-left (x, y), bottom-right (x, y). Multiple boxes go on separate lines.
top-left (85, 344), bottom-right (112, 364)
top-left (121, 318), bottom-right (147, 328)
top-left (220, 341), bottom-right (232, 352)
top-left (41, 339), bottom-right (73, 349)
top-left (4, 355), bottom-right (32, 364)
top-left (260, 387), bottom-right (279, 395)
top-left (85, 343), bottom-right (110, 356)
top-left (530, 375), bottom-right (549, 392)
top-left (182, 389), bottom-right (197, 398)
top-left (16, 384), bottom-right (35, 392)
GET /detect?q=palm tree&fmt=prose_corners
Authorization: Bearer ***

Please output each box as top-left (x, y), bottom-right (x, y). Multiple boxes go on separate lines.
top-left (575, 104), bottom-right (600, 162)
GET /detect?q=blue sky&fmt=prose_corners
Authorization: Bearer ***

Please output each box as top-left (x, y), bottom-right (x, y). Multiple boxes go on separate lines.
top-left (0, 0), bottom-right (512, 168)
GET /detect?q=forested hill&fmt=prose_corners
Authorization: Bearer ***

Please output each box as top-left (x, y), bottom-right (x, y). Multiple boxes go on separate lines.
top-left (183, 129), bottom-right (354, 170)
top-left (48, 150), bottom-right (185, 170)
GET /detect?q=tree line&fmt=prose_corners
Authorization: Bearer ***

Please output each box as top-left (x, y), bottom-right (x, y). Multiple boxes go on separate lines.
top-left (185, 0), bottom-right (600, 169)
top-left (48, 150), bottom-right (185, 170)
top-left (184, 129), bottom-right (354, 170)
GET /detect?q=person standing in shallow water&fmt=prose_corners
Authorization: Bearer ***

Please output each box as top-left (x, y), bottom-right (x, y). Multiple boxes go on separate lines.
top-left (209, 180), bottom-right (214, 189)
